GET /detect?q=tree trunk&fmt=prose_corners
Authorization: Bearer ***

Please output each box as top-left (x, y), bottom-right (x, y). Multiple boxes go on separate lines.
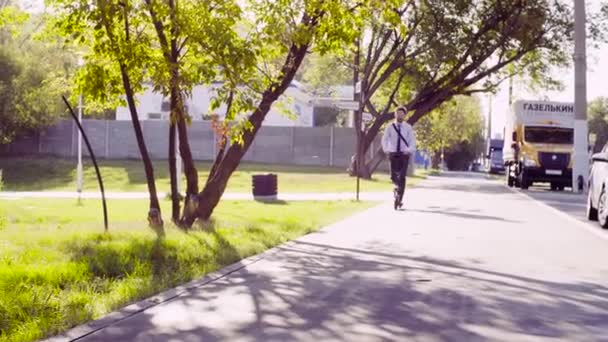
top-left (176, 111), bottom-right (199, 220)
top-left (167, 70), bottom-right (199, 223)
top-left (119, 64), bottom-right (163, 229)
top-left (168, 122), bottom-right (180, 222)
top-left (349, 155), bottom-right (372, 179)
top-left (349, 117), bottom-right (389, 178)
top-left (195, 95), bottom-right (274, 222)
top-left (191, 38), bottom-right (311, 224)
top-left (102, 4), bottom-right (163, 229)
top-left (432, 151), bottom-right (442, 169)
top-left (207, 140), bottom-right (226, 185)
top-left (172, 91), bottom-right (198, 197)
top-left (145, 0), bottom-right (198, 225)
top-left (367, 147), bottom-right (386, 174)
top-left (207, 95), bottom-right (231, 185)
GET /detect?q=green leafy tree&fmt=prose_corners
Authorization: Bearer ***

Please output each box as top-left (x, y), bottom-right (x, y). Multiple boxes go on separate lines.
top-left (50, 0), bottom-right (374, 226)
top-left (444, 133), bottom-right (486, 171)
top-left (0, 2), bottom-right (71, 144)
top-left (300, 53), bottom-right (353, 94)
top-left (308, 0), bottom-right (606, 178)
top-left (416, 95), bottom-right (485, 168)
top-left (190, 0), bottom-right (369, 223)
top-left (589, 97), bottom-right (608, 153)
top-left (49, 0), bottom-right (167, 229)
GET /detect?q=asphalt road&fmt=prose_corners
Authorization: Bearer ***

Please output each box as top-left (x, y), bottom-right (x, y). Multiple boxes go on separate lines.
top-left (59, 172), bottom-right (608, 342)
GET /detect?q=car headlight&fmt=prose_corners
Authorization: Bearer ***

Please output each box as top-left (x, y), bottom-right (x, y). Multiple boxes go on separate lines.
top-left (523, 157), bottom-right (537, 167)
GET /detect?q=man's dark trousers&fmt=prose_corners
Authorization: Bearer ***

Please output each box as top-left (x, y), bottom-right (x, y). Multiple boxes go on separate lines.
top-left (389, 152), bottom-right (410, 203)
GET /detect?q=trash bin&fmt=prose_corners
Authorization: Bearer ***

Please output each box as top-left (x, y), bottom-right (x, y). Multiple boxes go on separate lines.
top-left (252, 173), bottom-right (278, 200)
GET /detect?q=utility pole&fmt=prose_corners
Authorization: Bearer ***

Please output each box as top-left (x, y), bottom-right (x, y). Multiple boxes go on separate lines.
top-left (353, 35), bottom-right (362, 201)
top-left (487, 95), bottom-right (493, 169)
top-left (573, 0), bottom-right (589, 193)
top-left (508, 76), bottom-right (513, 106)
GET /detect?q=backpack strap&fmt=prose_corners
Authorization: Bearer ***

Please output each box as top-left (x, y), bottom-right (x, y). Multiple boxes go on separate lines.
top-left (392, 123), bottom-right (409, 148)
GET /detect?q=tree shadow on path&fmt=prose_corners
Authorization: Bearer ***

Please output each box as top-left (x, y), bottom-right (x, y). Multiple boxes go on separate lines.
top-left (79, 238), bottom-right (608, 342)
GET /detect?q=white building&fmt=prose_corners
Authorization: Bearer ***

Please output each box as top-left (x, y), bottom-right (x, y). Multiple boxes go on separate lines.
top-left (116, 81), bottom-right (316, 127)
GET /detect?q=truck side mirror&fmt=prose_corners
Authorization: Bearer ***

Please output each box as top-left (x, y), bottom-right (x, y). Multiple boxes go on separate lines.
top-left (512, 131), bottom-right (517, 141)
top-left (511, 143), bottom-right (518, 149)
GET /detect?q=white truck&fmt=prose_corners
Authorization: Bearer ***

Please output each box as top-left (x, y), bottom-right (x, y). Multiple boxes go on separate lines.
top-left (503, 100), bottom-right (575, 190)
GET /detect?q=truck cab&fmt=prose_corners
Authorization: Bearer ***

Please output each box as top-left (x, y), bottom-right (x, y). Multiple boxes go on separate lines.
top-left (504, 101), bottom-right (574, 190)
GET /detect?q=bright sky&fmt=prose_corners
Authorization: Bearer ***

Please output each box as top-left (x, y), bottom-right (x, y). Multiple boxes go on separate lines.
top-left (480, 0), bottom-right (608, 139)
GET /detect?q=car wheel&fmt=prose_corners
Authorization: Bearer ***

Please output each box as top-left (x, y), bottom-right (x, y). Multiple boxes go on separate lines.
top-left (587, 189), bottom-right (598, 221)
top-left (597, 187), bottom-right (608, 228)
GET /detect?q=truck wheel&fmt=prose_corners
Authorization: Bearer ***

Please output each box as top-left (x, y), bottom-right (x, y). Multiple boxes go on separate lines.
top-left (519, 171), bottom-right (529, 190)
top-left (505, 165), bottom-right (514, 187)
top-left (587, 190), bottom-right (598, 221)
top-left (550, 183), bottom-right (558, 191)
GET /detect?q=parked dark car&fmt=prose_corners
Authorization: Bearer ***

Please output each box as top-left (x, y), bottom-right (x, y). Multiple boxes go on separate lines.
top-left (587, 143), bottom-right (608, 228)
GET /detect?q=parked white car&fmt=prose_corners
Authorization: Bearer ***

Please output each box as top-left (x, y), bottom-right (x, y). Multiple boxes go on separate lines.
top-left (587, 142), bottom-right (608, 228)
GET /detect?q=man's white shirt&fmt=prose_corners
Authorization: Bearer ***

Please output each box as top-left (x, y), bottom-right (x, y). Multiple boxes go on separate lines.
top-left (381, 120), bottom-right (417, 155)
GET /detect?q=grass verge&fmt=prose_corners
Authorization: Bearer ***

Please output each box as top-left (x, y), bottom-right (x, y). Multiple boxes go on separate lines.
top-left (0, 198), bottom-right (374, 342)
top-left (0, 157), bottom-right (431, 193)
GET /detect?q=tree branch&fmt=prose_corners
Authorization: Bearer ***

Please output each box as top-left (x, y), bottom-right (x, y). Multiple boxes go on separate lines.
top-left (144, 0), bottom-right (172, 62)
top-left (207, 90), bottom-right (234, 184)
top-left (382, 70), bottom-right (407, 114)
top-left (177, 37), bottom-right (189, 55)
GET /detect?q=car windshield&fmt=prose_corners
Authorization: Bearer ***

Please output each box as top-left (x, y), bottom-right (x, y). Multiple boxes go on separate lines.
top-left (524, 127), bottom-right (573, 144)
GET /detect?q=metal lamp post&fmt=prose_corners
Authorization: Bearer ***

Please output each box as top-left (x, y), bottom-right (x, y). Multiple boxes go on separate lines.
top-left (76, 56), bottom-right (84, 201)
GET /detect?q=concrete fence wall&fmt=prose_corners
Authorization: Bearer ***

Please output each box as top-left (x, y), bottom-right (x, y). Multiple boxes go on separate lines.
top-left (1, 120), bottom-right (391, 171)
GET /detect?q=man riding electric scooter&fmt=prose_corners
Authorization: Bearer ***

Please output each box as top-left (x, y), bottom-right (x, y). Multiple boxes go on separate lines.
top-left (381, 106), bottom-right (417, 210)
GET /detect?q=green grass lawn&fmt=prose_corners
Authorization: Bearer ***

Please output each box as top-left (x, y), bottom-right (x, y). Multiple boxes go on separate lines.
top-left (0, 157), bottom-right (431, 193)
top-left (0, 198), bottom-right (374, 342)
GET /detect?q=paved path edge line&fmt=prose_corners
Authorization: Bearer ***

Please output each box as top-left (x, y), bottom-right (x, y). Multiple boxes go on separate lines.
top-left (40, 201), bottom-right (385, 342)
top-left (504, 185), bottom-right (608, 243)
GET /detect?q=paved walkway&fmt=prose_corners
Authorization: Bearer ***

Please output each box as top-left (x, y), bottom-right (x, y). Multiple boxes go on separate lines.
top-left (47, 173), bottom-right (608, 341)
